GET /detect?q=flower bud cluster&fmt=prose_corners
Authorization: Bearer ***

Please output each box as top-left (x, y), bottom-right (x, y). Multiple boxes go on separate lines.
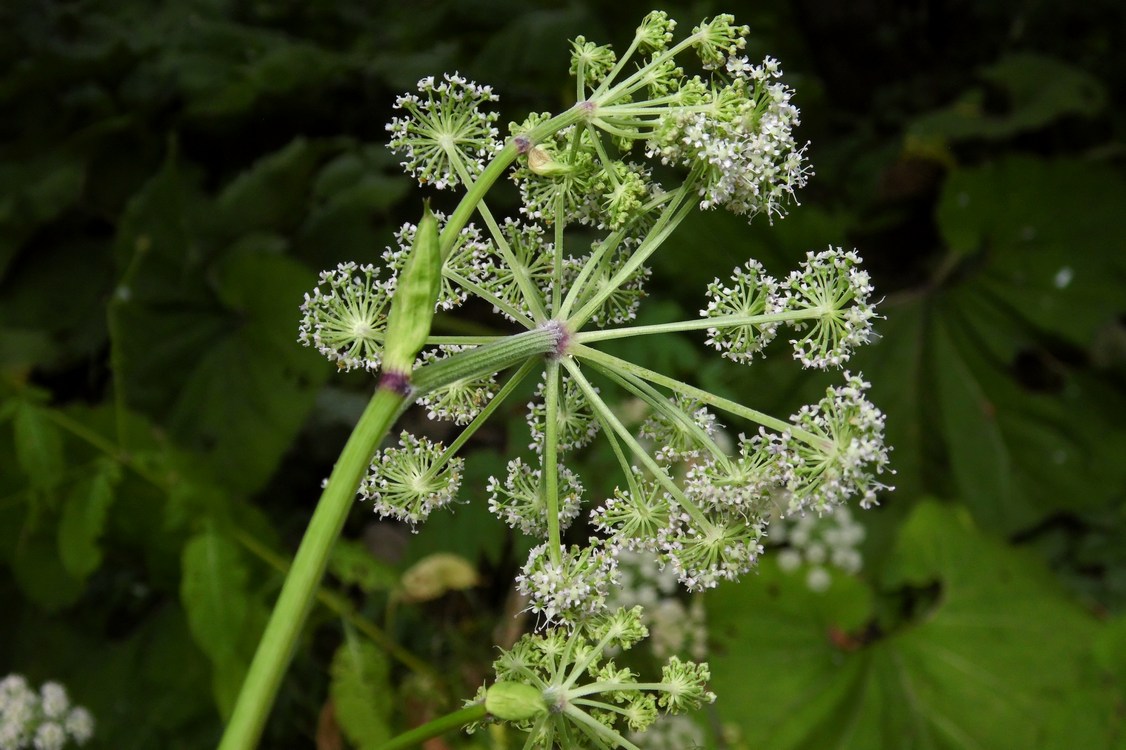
top-left (469, 607), bottom-right (714, 748)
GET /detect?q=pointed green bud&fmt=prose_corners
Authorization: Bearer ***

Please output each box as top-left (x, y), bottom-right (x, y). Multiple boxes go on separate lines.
top-left (382, 202), bottom-right (441, 382)
top-left (484, 681), bottom-right (547, 721)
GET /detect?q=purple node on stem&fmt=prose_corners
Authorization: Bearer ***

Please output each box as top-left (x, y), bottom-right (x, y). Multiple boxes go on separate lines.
top-left (379, 370), bottom-right (413, 396)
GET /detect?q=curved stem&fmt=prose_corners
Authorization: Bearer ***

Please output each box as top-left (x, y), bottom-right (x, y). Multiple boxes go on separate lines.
top-left (373, 704), bottom-right (488, 750)
top-left (220, 385), bottom-right (410, 750)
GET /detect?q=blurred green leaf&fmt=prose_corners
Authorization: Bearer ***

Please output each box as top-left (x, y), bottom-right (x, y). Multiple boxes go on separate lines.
top-left (58, 457), bottom-right (121, 581)
top-left (10, 520), bottom-right (85, 612)
top-left (330, 632), bottom-right (392, 749)
top-left (215, 137), bottom-right (343, 237)
top-left (114, 152), bottom-right (331, 493)
top-left (181, 529), bottom-right (250, 662)
top-left (935, 156), bottom-right (1125, 345)
top-left (330, 538), bottom-right (399, 593)
top-left (12, 397), bottom-right (65, 491)
top-left (910, 54), bottom-right (1106, 141)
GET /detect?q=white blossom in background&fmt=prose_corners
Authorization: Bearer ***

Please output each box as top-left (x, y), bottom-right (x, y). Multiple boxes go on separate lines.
top-left (773, 505), bottom-right (866, 592)
top-left (0, 676), bottom-right (93, 750)
top-left (606, 550), bottom-right (708, 660)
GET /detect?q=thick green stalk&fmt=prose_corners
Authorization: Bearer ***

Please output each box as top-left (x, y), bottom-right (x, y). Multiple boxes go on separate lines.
top-left (219, 385), bottom-right (409, 750)
top-left (543, 359), bottom-right (563, 565)
top-left (373, 704), bottom-right (488, 750)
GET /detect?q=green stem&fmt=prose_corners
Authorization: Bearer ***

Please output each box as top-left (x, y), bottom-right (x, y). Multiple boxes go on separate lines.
top-left (574, 309), bottom-right (822, 344)
top-left (446, 152), bottom-right (549, 324)
top-left (543, 359), bottom-right (563, 565)
top-left (219, 385), bottom-right (410, 750)
top-left (426, 358), bottom-right (540, 475)
top-left (228, 528), bottom-right (436, 679)
top-left (571, 343), bottom-right (828, 449)
top-left (373, 704), bottom-right (488, 750)
top-left (567, 182), bottom-right (697, 329)
top-left (560, 359), bottom-right (708, 529)
top-left (412, 326), bottom-right (561, 396)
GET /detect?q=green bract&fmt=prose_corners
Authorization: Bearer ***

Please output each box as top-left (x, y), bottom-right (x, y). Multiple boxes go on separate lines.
top-left (381, 203), bottom-right (441, 377)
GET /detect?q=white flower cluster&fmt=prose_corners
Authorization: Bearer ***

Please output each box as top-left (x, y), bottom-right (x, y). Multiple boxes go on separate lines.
top-left (415, 345), bottom-right (498, 425)
top-left (776, 373), bottom-right (893, 513)
top-left (359, 432), bottom-right (463, 528)
top-left (386, 72), bottom-right (502, 189)
top-left (487, 458), bottom-right (583, 536)
top-left (527, 375), bottom-right (599, 453)
top-left (780, 248), bottom-right (877, 369)
top-left (298, 262), bottom-right (391, 372)
top-left (703, 247), bottom-right (876, 368)
top-left (0, 676), bottom-right (93, 750)
top-left (702, 259), bottom-right (781, 364)
top-left (649, 55), bottom-right (811, 222)
top-left (774, 506), bottom-right (866, 592)
top-left (515, 542), bottom-right (619, 627)
top-left (383, 216), bottom-right (492, 312)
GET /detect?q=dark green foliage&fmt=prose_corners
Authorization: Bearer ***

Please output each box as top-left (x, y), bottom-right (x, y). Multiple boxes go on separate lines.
top-left (1, 1), bottom-right (1123, 748)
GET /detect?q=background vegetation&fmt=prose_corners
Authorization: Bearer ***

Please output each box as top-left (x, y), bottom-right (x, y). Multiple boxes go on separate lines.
top-left (2, 0), bottom-right (1124, 747)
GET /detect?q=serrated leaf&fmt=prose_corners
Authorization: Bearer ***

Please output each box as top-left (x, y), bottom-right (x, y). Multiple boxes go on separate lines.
top-left (181, 529), bottom-right (250, 664)
top-left (58, 458), bottom-right (122, 581)
top-left (12, 399), bottom-right (65, 491)
top-left (330, 634), bottom-right (392, 749)
top-left (709, 500), bottom-right (1105, 749)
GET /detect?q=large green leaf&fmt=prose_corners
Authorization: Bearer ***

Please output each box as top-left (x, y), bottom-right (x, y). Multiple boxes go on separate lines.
top-left (12, 397), bottom-right (65, 492)
top-left (113, 152), bottom-right (330, 493)
top-left (708, 500), bottom-right (1108, 749)
top-left (181, 529), bottom-right (250, 663)
top-left (935, 156), bottom-right (1125, 345)
top-left (848, 155), bottom-right (1126, 533)
top-left (330, 632), bottom-right (392, 749)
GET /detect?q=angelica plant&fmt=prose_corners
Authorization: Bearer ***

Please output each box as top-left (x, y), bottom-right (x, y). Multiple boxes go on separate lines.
top-left (221, 11), bottom-right (892, 750)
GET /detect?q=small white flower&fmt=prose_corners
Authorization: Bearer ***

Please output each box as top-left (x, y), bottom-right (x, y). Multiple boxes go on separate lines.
top-left (516, 541), bottom-right (619, 627)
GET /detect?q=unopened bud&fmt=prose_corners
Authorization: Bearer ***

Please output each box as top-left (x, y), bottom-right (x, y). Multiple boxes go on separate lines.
top-left (485, 681), bottom-right (547, 721)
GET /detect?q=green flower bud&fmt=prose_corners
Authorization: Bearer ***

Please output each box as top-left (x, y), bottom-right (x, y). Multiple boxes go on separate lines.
top-left (485, 681), bottom-right (547, 721)
top-left (382, 202), bottom-right (441, 380)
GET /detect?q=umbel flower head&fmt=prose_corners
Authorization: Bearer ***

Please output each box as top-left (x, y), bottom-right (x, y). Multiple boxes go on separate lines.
top-left (469, 606), bottom-right (715, 750)
top-left (300, 12), bottom-right (891, 640)
top-left (386, 72), bottom-right (502, 189)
